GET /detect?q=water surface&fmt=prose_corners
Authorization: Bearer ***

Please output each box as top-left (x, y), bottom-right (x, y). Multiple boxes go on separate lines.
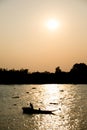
top-left (0, 84), bottom-right (87, 130)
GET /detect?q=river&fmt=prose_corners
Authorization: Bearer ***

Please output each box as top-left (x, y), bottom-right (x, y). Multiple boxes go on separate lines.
top-left (0, 84), bottom-right (87, 130)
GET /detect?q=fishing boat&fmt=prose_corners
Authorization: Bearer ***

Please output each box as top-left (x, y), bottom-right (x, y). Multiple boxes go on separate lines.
top-left (22, 107), bottom-right (54, 114)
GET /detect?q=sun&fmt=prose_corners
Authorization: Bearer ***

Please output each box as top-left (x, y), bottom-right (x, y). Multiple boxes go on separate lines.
top-left (46, 19), bottom-right (59, 30)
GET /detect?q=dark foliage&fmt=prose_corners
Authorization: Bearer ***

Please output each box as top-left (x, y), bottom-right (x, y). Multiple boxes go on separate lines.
top-left (0, 63), bottom-right (87, 84)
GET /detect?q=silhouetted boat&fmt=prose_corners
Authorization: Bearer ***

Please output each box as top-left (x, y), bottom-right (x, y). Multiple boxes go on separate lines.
top-left (22, 107), bottom-right (55, 114)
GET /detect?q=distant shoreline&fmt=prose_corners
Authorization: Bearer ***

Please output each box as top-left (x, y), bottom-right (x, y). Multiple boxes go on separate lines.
top-left (0, 63), bottom-right (87, 84)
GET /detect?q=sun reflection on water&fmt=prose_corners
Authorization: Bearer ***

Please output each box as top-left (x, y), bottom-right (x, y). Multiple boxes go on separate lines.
top-left (34, 84), bottom-right (83, 130)
top-left (43, 84), bottom-right (59, 94)
top-left (42, 84), bottom-right (60, 109)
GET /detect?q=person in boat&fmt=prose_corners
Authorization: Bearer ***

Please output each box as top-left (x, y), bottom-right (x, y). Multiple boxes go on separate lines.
top-left (30, 103), bottom-right (34, 109)
top-left (39, 108), bottom-right (41, 111)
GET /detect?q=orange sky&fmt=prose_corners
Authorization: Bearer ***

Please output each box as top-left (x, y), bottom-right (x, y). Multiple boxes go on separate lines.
top-left (0, 0), bottom-right (87, 72)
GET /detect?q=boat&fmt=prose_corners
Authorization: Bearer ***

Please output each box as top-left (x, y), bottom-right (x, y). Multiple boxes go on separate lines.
top-left (22, 107), bottom-right (54, 114)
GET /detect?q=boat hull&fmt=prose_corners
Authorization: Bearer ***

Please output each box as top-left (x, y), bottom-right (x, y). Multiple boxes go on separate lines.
top-left (22, 107), bottom-right (53, 114)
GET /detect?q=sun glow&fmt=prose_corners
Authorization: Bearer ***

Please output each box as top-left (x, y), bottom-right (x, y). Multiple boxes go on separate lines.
top-left (46, 19), bottom-right (60, 30)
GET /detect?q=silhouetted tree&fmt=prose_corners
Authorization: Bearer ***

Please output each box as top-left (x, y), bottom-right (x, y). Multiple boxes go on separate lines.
top-left (70, 63), bottom-right (87, 74)
top-left (70, 63), bottom-right (87, 83)
top-left (55, 66), bottom-right (62, 73)
top-left (20, 69), bottom-right (29, 74)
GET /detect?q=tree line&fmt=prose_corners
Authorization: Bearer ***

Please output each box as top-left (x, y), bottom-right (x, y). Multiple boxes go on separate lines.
top-left (0, 63), bottom-right (87, 84)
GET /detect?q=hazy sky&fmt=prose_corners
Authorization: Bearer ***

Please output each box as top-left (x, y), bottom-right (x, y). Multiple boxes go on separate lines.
top-left (0, 0), bottom-right (87, 72)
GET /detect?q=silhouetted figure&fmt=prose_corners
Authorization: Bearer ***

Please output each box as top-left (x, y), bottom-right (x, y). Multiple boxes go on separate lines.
top-left (30, 103), bottom-right (33, 109)
top-left (39, 108), bottom-right (41, 111)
